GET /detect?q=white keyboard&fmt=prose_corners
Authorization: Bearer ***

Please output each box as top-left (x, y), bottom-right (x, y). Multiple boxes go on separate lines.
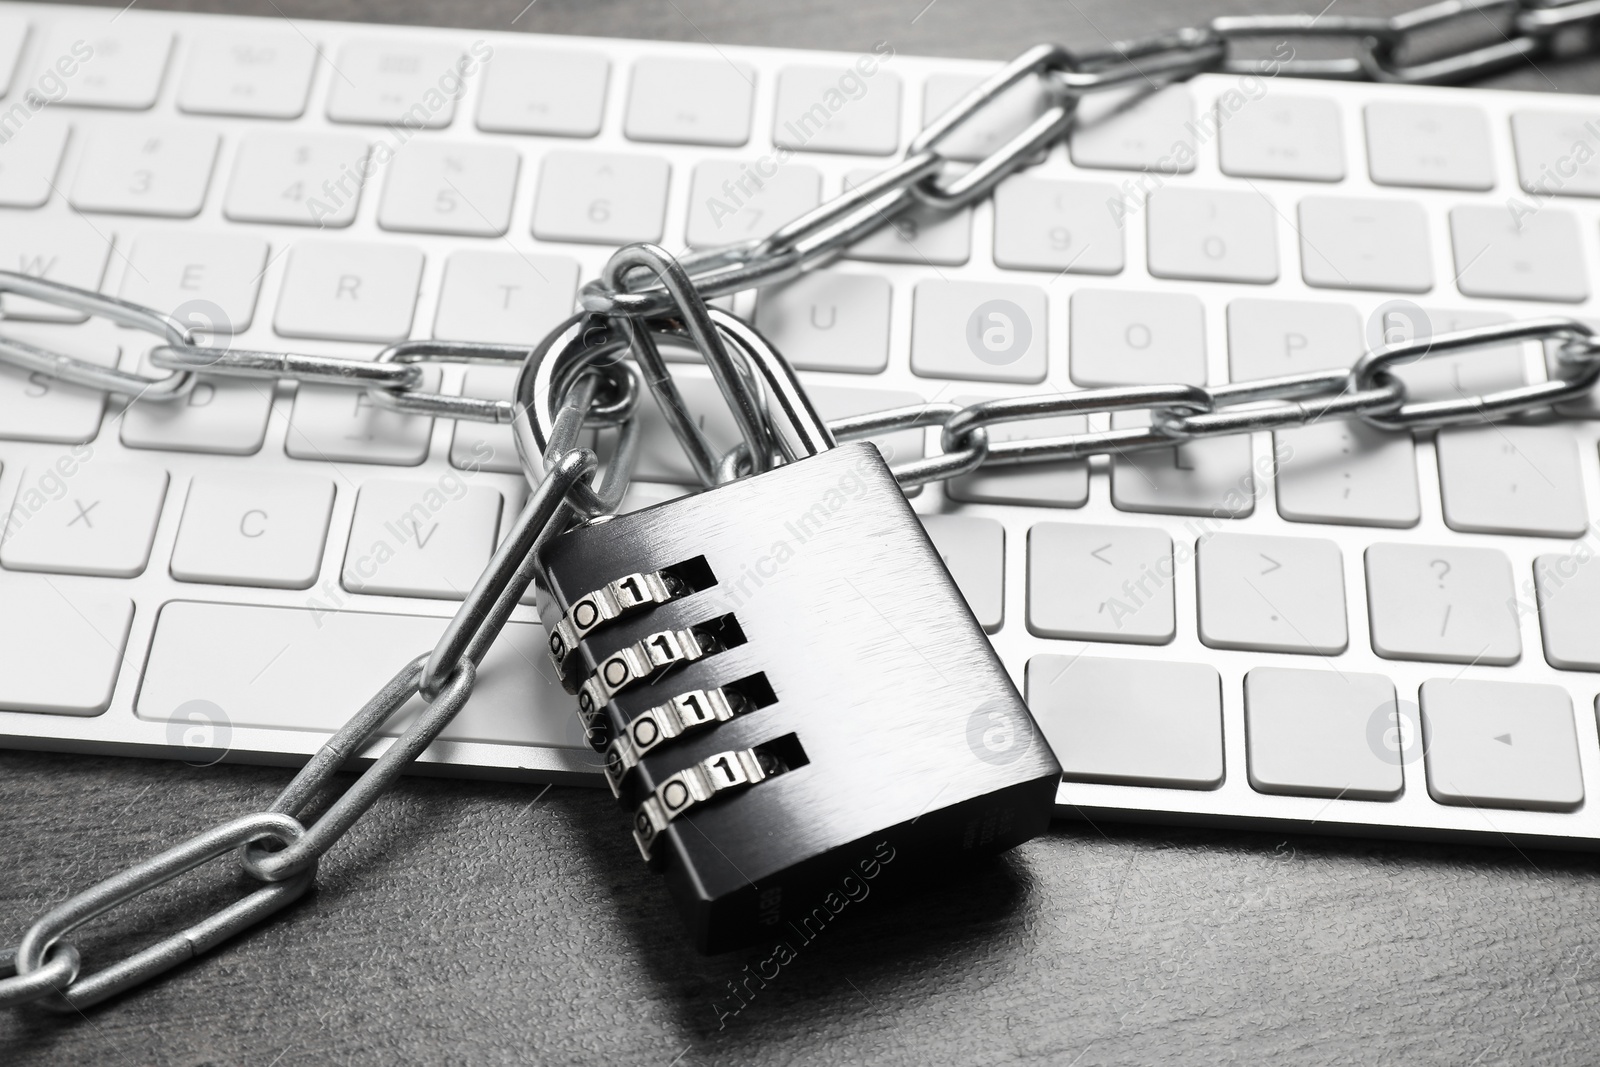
top-left (4, 3), bottom-right (1600, 848)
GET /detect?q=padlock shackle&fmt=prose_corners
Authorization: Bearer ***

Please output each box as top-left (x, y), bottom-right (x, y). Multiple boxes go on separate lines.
top-left (707, 308), bottom-right (835, 460)
top-left (601, 244), bottom-right (777, 486)
top-left (518, 311), bottom-right (834, 495)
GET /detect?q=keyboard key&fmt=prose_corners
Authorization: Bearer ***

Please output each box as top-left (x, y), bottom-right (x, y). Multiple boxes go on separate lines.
top-left (433, 250), bottom-right (578, 345)
top-left (632, 371), bottom-right (747, 484)
top-left (224, 132), bottom-right (371, 228)
top-left (0, 216), bottom-right (112, 321)
top-left (1534, 548), bottom-right (1600, 670)
top-left (754, 270), bottom-right (890, 375)
top-left (1365, 101), bottom-right (1494, 191)
top-left (911, 280), bottom-right (1046, 384)
top-left (170, 472), bottom-right (334, 589)
top-left (1226, 298), bottom-right (1361, 381)
top-left (285, 369), bottom-right (439, 467)
top-left (476, 46), bottom-right (608, 137)
top-left (1197, 533), bottom-right (1346, 655)
top-left (0, 574), bottom-right (132, 715)
top-left (1070, 85), bottom-right (1196, 172)
top-left (274, 240), bottom-right (423, 343)
top-left (70, 125), bottom-right (219, 218)
top-left (531, 151), bottom-right (668, 245)
top-left (772, 65), bottom-right (900, 155)
top-left (0, 325), bottom-right (113, 448)
top-left (1449, 204), bottom-right (1587, 303)
top-left (842, 168), bottom-right (972, 266)
top-left (1436, 425), bottom-right (1586, 537)
top-left (326, 40), bottom-right (464, 127)
top-left (1387, 307), bottom-right (1523, 403)
top-left (343, 479), bottom-right (503, 599)
top-left (1244, 668), bottom-right (1402, 801)
top-left (46, 23), bottom-right (172, 110)
top-left (120, 355), bottom-right (275, 456)
top-left (992, 176), bottom-right (1123, 275)
top-left (1510, 110), bottom-right (1600, 198)
top-left (1027, 656), bottom-right (1223, 789)
top-left (946, 393), bottom-right (1088, 508)
top-left (1028, 522), bottom-right (1174, 644)
top-left (1298, 196), bottom-right (1432, 293)
top-left (922, 72), bottom-right (1049, 163)
top-left (1110, 411), bottom-right (1254, 518)
top-left (920, 514), bottom-right (1003, 632)
top-left (177, 32), bottom-right (318, 118)
top-left (118, 231), bottom-right (270, 334)
top-left (0, 13), bottom-right (23, 97)
top-left (1146, 186), bottom-right (1278, 284)
top-left (1069, 289), bottom-right (1205, 387)
top-left (1, 457), bottom-right (168, 578)
top-left (0, 117), bottom-right (69, 208)
top-left (1366, 543), bottom-right (1520, 666)
top-left (0, 322), bottom-right (118, 444)
top-left (138, 601), bottom-right (585, 749)
top-left (807, 382), bottom-right (924, 468)
top-left (1275, 421), bottom-right (1421, 529)
top-left (625, 56), bottom-right (754, 146)
top-left (451, 366), bottom-right (571, 475)
top-left (1218, 94), bottom-right (1344, 182)
top-left (685, 160), bottom-right (820, 247)
top-left (1420, 678), bottom-right (1583, 812)
top-left (378, 140), bottom-right (519, 236)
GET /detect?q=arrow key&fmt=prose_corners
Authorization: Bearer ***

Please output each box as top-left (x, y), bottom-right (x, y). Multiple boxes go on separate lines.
top-left (1420, 678), bottom-right (1583, 812)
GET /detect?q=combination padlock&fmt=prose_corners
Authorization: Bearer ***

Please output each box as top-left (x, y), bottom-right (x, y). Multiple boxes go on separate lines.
top-left (533, 308), bottom-right (1061, 953)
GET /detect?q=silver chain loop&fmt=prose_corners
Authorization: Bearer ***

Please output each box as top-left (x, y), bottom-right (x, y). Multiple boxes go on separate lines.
top-left (9, 0), bottom-right (1600, 1011)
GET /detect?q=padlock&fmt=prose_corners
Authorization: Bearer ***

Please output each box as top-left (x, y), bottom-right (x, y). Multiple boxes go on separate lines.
top-left (531, 299), bottom-right (1061, 954)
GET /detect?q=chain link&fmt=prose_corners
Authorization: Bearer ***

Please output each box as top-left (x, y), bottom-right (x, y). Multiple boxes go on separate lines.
top-left (9, 0), bottom-right (1600, 1010)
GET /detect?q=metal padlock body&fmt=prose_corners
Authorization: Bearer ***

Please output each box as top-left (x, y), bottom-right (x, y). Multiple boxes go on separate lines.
top-left (538, 441), bottom-right (1061, 953)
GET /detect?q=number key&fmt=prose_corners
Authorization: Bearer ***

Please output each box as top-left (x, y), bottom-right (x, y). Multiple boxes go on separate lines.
top-left (532, 151), bottom-right (669, 245)
top-left (70, 125), bottom-right (219, 218)
top-left (378, 140), bottom-right (520, 236)
top-left (224, 132), bottom-right (372, 228)
top-left (684, 160), bottom-right (819, 248)
top-left (993, 175), bottom-right (1123, 275)
top-left (843, 168), bottom-right (972, 266)
top-left (1147, 187), bottom-right (1278, 284)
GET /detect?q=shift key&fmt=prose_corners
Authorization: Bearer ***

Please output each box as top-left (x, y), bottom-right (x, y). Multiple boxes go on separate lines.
top-left (137, 601), bottom-right (586, 749)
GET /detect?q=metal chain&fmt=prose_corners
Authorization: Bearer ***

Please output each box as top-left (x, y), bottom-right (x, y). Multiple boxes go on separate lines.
top-left (8, 0), bottom-right (1600, 1012)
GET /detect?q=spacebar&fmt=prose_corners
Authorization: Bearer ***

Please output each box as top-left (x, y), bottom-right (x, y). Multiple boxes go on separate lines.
top-left (137, 601), bottom-right (585, 749)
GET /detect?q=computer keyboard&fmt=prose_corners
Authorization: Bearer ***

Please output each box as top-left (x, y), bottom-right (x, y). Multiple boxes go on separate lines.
top-left (3, 2), bottom-right (1600, 849)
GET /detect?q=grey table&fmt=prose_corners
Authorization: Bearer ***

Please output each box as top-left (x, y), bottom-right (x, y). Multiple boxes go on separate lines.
top-left (7, 1), bottom-right (1600, 1063)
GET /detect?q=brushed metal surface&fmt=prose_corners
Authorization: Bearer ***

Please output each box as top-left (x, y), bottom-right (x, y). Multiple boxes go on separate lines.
top-left (539, 443), bottom-right (1060, 948)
